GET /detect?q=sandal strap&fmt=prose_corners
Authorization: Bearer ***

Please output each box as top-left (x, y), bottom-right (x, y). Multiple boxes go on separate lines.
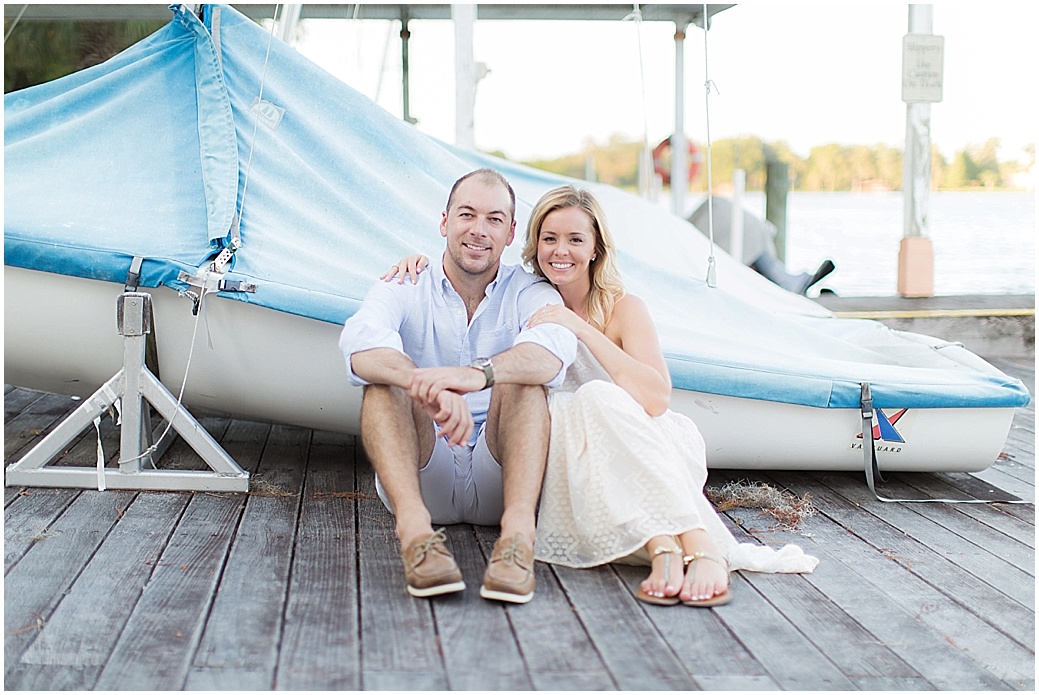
top-left (683, 551), bottom-right (730, 571)
top-left (651, 544), bottom-right (682, 558)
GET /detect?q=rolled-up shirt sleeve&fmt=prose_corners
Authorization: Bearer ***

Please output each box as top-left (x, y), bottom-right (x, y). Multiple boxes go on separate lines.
top-left (338, 282), bottom-right (407, 386)
top-left (512, 282), bottom-right (578, 389)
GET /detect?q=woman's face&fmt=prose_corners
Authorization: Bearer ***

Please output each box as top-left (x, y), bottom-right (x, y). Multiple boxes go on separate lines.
top-left (536, 206), bottom-right (597, 290)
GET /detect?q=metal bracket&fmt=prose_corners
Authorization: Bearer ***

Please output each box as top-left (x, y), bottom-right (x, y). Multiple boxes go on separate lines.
top-left (177, 269), bottom-right (256, 314)
top-left (176, 272), bottom-right (256, 295)
top-left (5, 292), bottom-right (249, 492)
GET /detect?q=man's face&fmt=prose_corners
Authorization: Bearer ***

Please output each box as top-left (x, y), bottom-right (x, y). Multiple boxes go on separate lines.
top-left (440, 177), bottom-right (516, 279)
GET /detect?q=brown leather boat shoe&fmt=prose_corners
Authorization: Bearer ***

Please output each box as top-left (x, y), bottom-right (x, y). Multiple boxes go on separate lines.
top-left (401, 528), bottom-right (465, 598)
top-left (480, 533), bottom-right (535, 604)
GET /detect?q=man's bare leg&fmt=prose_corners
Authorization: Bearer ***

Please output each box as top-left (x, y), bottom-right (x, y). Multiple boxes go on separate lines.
top-left (362, 384), bottom-right (465, 598)
top-left (360, 383), bottom-right (437, 547)
top-left (479, 382), bottom-right (548, 603)
top-left (484, 382), bottom-right (550, 541)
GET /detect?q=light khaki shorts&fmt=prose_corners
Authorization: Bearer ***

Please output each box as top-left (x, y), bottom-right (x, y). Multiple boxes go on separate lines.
top-left (374, 424), bottom-right (504, 526)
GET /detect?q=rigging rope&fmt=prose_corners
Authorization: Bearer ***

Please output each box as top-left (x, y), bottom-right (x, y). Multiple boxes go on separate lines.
top-left (3, 4), bottom-right (28, 44)
top-left (623, 4), bottom-right (653, 199)
top-left (701, 3), bottom-right (718, 288)
top-left (234, 2), bottom-right (281, 254)
top-left (117, 285), bottom-right (214, 467)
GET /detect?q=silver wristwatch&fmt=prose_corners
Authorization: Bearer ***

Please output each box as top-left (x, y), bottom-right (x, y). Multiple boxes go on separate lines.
top-left (471, 357), bottom-right (495, 389)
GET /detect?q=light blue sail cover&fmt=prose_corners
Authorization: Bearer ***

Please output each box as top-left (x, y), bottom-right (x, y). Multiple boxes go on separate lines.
top-left (4, 4), bottom-right (1029, 411)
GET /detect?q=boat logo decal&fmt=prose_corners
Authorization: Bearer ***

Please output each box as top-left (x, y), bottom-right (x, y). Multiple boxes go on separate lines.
top-left (863, 407), bottom-right (907, 443)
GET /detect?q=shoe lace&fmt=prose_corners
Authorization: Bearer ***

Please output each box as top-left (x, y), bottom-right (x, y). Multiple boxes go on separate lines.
top-left (411, 528), bottom-right (450, 564)
top-left (493, 537), bottom-right (529, 568)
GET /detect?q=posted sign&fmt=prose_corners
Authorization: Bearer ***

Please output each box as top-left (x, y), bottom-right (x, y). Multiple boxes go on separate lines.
top-left (902, 34), bottom-right (944, 103)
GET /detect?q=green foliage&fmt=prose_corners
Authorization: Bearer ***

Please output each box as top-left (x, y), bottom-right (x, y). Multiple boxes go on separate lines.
top-left (4, 20), bottom-right (165, 93)
top-left (523, 133), bottom-right (1031, 192)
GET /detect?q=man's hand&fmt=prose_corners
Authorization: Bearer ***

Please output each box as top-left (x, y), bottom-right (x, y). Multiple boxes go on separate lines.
top-left (420, 389), bottom-right (475, 447)
top-left (410, 365), bottom-right (487, 404)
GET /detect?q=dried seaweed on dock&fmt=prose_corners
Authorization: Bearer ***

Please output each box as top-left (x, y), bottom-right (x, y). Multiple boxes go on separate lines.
top-left (706, 480), bottom-right (817, 531)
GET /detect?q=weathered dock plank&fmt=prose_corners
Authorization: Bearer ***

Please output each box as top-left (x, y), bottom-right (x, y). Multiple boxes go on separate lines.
top-left (709, 572), bottom-right (857, 690)
top-left (817, 473), bottom-right (1034, 609)
top-left (91, 491), bottom-right (245, 690)
top-left (355, 457), bottom-right (449, 691)
top-left (895, 473), bottom-right (1036, 549)
top-left (186, 423), bottom-right (307, 691)
top-left (3, 392), bottom-right (83, 461)
top-left (90, 418), bottom-right (269, 690)
top-left (274, 429), bottom-right (360, 690)
top-left (876, 475), bottom-right (1034, 577)
top-left (15, 491), bottom-right (188, 688)
top-left (725, 525), bottom-right (930, 690)
top-left (612, 563), bottom-right (779, 691)
top-left (768, 471), bottom-right (1034, 685)
top-left (4, 387), bottom-right (44, 423)
top-left (4, 488), bottom-right (80, 571)
top-left (734, 505), bottom-right (1013, 690)
top-left (436, 524), bottom-right (533, 691)
top-left (473, 524), bottom-right (615, 691)
top-left (3, 490), bottom-right (135, 691)
top-left (551, 563), bottom-right (698, 690)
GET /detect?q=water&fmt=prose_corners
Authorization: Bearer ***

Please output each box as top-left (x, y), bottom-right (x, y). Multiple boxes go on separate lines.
top-left (687, 191), bottom-right (1035, 297)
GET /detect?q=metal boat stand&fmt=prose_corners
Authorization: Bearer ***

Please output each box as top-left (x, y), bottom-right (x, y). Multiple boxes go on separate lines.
top-left (5, 292), bottom-right (250, 492)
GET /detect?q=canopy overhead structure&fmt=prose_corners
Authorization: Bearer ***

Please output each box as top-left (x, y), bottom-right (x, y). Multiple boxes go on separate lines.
top-left (4, 4), bottom-right (731, 24)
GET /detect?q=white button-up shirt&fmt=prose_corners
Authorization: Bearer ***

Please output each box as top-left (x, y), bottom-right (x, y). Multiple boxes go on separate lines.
top-left (339, 257), bottom-right (577, 436)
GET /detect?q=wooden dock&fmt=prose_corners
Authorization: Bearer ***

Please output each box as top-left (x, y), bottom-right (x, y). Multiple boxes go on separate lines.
top-left (4, 355), bottom-right (1034, 690)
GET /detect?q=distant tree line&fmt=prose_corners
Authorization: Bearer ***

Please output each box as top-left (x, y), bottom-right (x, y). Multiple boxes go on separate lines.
top-left (4, 19), bottom-right (166, 93)
top-left (520, 134), bottom-right (1035, 192)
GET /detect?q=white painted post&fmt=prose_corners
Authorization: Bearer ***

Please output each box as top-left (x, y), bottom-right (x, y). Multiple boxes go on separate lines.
top-left (672, 23), bottom-right (689, 216)
top-left (453, 4), bottom-right (477, 150)
top-left (276, 3), bottom-right (303, 46)
top-left (899, 4), bottom-right (942, 297)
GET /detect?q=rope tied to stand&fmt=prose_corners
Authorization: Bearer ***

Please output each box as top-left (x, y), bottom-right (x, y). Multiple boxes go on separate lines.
top-left (114, 284), bottom-right (215, 472)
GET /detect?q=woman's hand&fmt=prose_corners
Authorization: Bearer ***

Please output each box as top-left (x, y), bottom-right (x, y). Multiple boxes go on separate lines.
top-left (526, 303), bottom-right (588, 338)
top-left (381, 254), bottom-right (430, 284)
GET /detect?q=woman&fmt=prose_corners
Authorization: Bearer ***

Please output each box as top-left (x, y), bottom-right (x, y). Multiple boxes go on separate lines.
top-left (386, 185), bottom-right (817, 606)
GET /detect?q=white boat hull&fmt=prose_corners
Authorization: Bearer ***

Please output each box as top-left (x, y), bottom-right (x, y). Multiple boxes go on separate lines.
top-left (5, 267), bottom-right (1015, 473)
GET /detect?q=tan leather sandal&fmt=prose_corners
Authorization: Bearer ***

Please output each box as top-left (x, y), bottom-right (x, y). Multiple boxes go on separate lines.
top-left (635, 543), bottom-right (682, 606)
top-left (681, 551), bottom-right (732, 607)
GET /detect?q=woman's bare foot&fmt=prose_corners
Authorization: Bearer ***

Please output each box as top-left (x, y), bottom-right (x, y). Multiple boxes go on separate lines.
top-left (677, 529), bottom-right (730, 604)
top-left (638, 535), bottom-right (684, 601)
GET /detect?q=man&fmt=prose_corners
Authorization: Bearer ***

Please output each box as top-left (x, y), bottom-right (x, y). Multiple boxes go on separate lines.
top-left (339, 168), bottom-right (576, 603)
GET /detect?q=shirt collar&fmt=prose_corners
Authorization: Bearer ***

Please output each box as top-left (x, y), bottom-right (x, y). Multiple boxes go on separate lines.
top-left (431, 254), bottom-right (509, 298)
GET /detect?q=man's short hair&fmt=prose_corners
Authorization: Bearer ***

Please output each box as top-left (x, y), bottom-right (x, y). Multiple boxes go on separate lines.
top-left (445, 168), bottom-right (516, 221)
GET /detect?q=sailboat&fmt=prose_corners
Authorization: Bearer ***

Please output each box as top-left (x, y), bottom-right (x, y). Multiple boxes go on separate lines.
top-left (5, 4), bottom-right (1029, 481)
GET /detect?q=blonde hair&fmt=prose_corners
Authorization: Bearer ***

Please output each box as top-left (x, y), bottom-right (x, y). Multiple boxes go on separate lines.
top-left (521, 185), bottom-right (625, 332)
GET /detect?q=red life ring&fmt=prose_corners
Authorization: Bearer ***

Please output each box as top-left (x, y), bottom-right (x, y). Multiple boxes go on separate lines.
top-left (652, 136), bottom-right (700, 185)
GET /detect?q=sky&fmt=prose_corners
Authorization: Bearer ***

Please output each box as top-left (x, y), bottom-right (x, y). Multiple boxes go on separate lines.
top-left (293, 2), bottom-right (1037, 164)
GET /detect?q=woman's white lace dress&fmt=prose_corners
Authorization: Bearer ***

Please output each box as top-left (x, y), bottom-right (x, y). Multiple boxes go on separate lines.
top-left (535, 343), bottom-right (818, 573)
